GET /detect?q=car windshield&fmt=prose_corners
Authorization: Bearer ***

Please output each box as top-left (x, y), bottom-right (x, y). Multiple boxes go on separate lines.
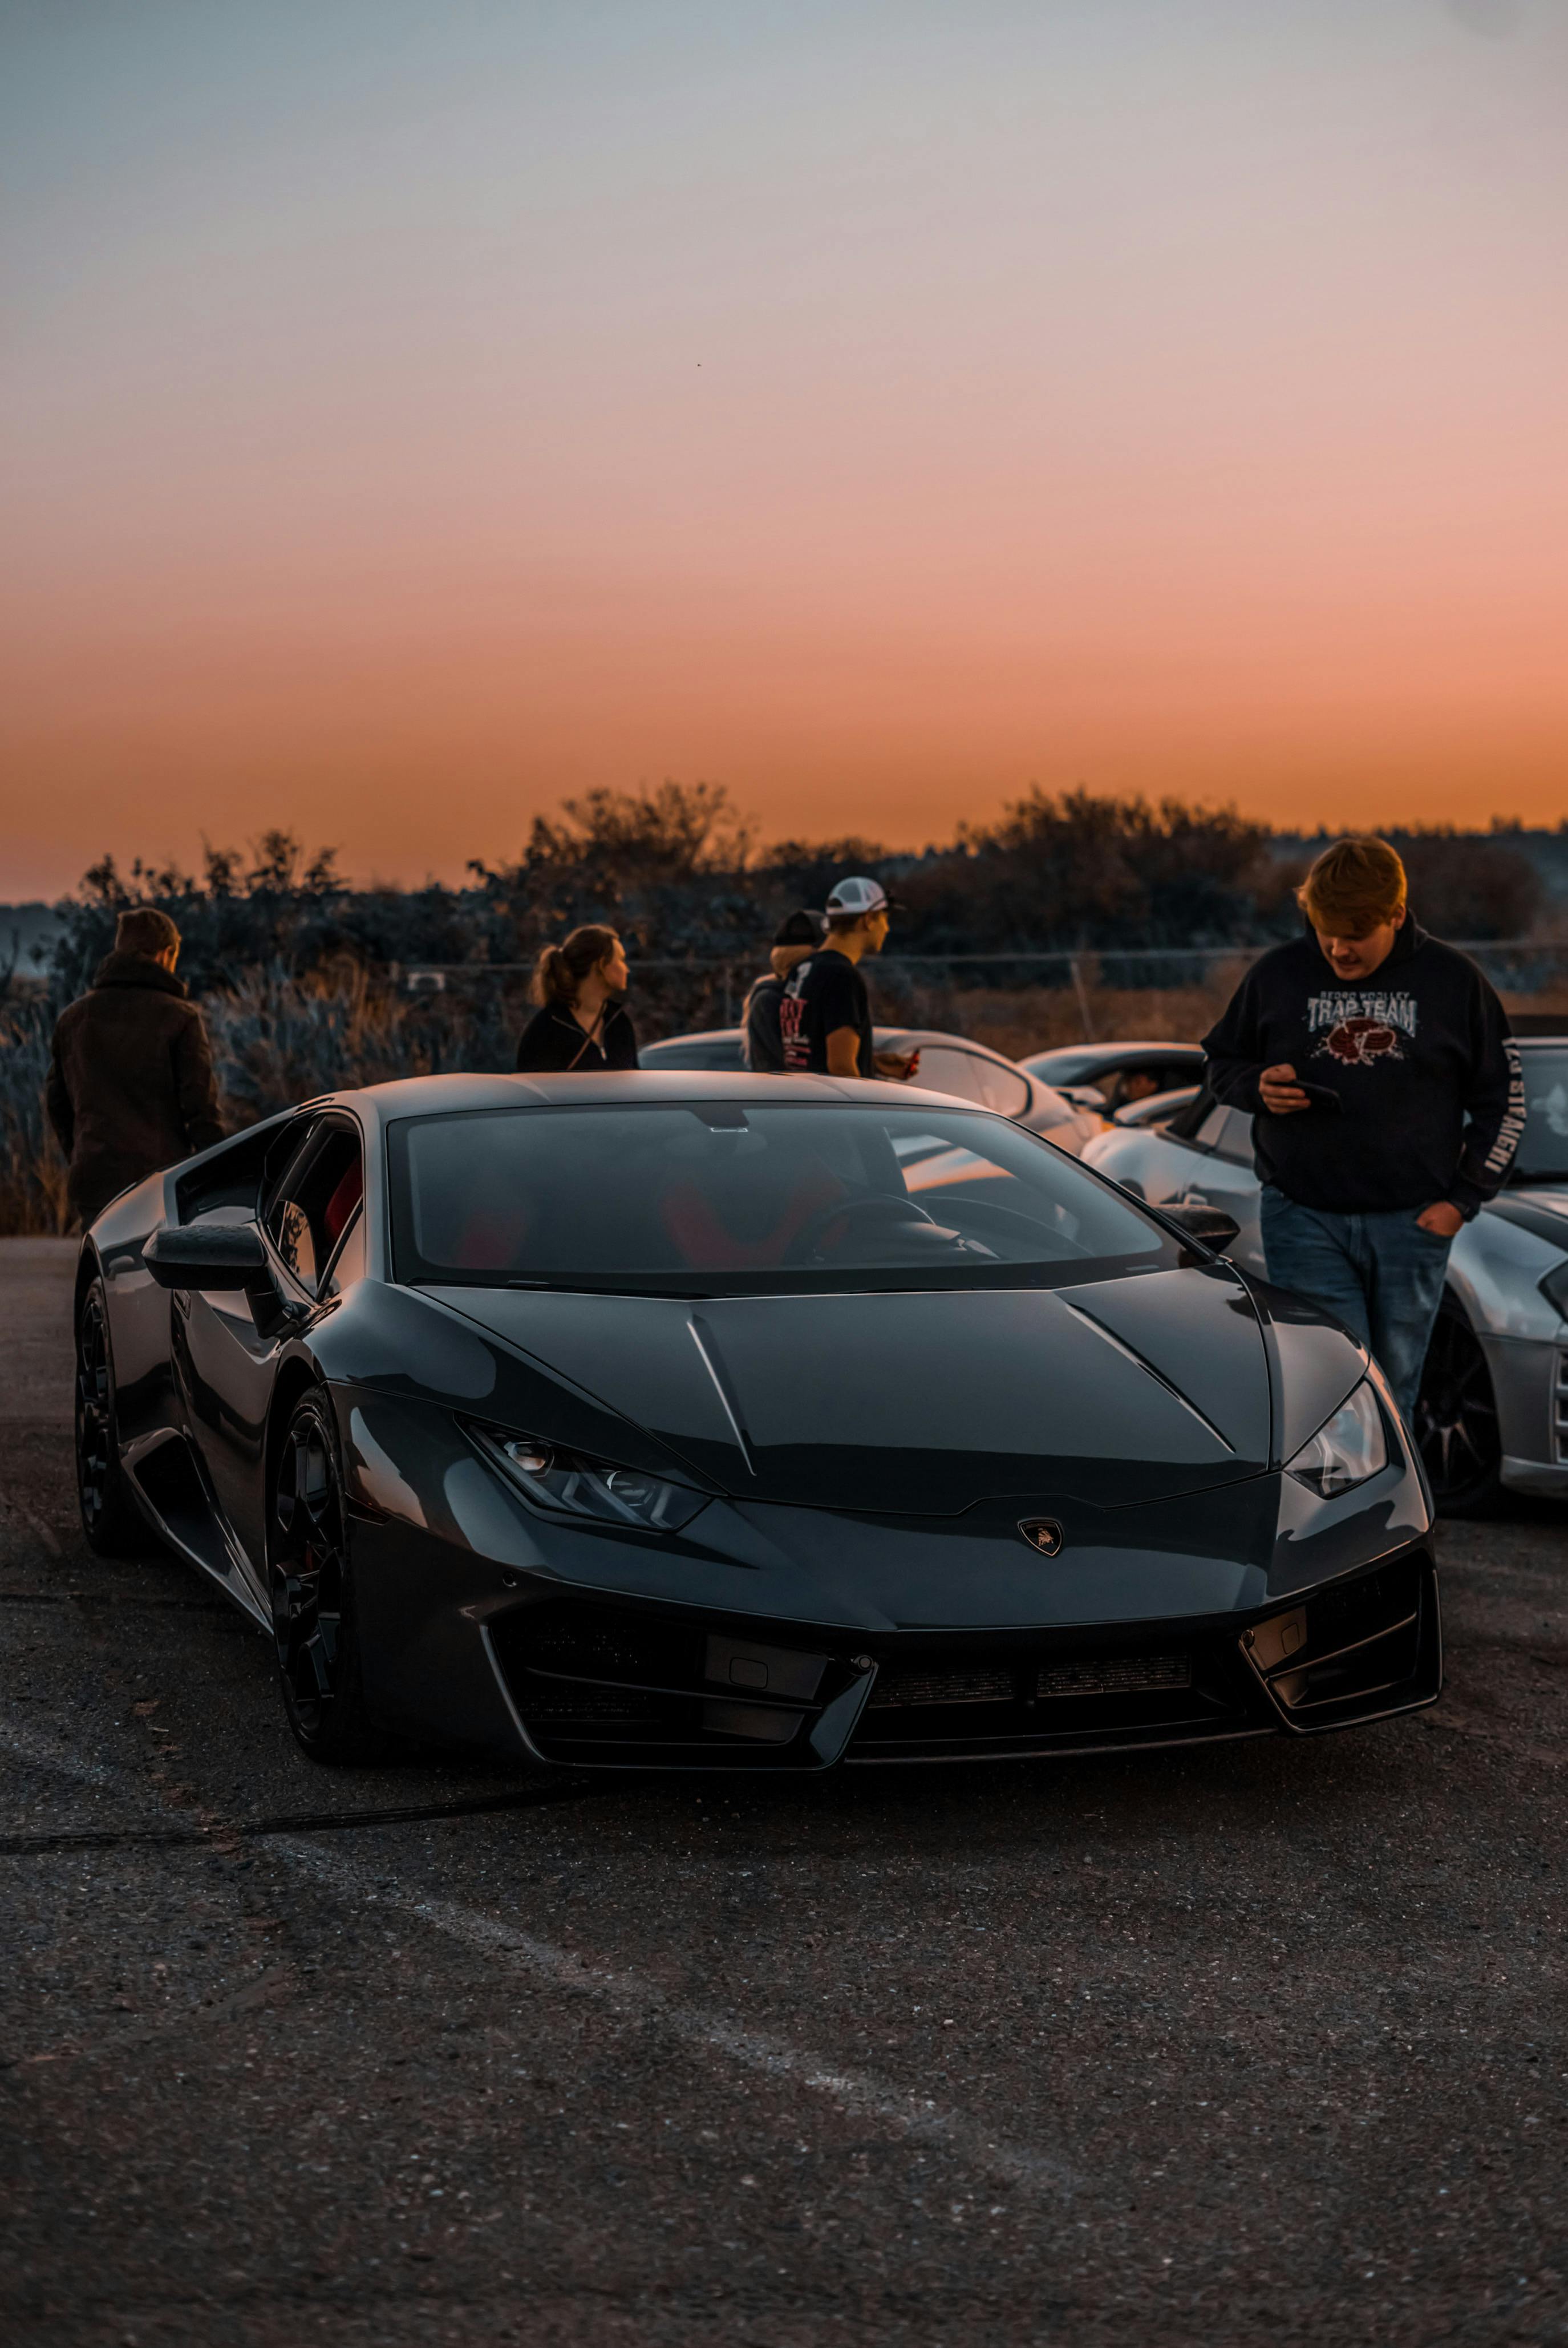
top-left (388, 1102), bottom-right (1181, 1295)
top-left (1516, 1049), bottom-right (1568, 1180)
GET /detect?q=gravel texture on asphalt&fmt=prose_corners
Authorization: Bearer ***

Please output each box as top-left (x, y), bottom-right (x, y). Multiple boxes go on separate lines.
top-left (0, 1236), bottom-right (1564, 2346)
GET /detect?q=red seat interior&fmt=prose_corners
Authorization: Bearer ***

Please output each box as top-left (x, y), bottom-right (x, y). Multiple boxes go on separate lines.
top-left (452, 1207), bottom-right (534, 1270)
top-left (659, 1168), bottom-right (846, 1270)
top-left (323, 1161), bottom-right (363, 1241)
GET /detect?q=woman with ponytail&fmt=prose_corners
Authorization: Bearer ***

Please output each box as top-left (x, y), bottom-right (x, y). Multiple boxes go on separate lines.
top-left (514, 925), bottom-right (639, 1072)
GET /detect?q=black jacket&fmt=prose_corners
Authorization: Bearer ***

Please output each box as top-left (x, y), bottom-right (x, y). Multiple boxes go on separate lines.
top-left (1201, 920), bottom-right (1522, 1217)
top-left (515, 1003), bottom-right (639, 1074)
top-left (742, 975), bottom-right (787, 1072)
top-left (47, 953), bottom-right (224, 1226)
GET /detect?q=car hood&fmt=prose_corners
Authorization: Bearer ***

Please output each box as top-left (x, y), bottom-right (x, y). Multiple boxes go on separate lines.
top-left (1500, 1185), bottom-right (1568, 1221)
top-left (430, 1265), bottom-right (1274, 1514)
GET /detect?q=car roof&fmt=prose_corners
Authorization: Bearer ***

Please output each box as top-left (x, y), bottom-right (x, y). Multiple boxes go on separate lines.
top-left (639, 1027), bottom-right (741, 1049)
top-left (1026, 1041), bottom-right (1205, 1070)
top-left (639, 1024), bottom-right (1017, 1055)
top-left (328, 1070), bottom-right (1013, 1119)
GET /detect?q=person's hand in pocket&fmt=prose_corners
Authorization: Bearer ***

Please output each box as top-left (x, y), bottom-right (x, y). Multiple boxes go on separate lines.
top-left (1416, 1201), bottom-right (1464, 1239)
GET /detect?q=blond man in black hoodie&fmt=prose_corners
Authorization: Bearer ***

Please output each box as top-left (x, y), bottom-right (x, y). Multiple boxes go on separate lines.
top-left (1202, 836), bottom-right (1522, 1423)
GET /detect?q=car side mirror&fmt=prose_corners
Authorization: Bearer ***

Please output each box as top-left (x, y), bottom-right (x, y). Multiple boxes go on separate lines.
top-left (1160, 1203), bottom-right (1241, 1253)
top-left (1058, 1084), bottom-right (1108, 1113)
top-left (143, 1223), bottom-right (295, 1334)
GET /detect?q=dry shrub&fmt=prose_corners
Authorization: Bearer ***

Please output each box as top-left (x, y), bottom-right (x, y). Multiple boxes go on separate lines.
top-left (0, 1002), bottom-right (71, 1236)
top-left (943, 975), bottom-right (1249, 1060)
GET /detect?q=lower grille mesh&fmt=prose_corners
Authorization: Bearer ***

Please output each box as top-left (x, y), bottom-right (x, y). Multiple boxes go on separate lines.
top-left (1037, 1654), bottom-right (1190, 1700)
top-left (869, 1669), bottom-right (1014, 1710)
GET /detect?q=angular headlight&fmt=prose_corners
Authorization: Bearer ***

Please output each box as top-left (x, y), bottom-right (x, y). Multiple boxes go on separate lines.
top-left (1284, 1381), bottom-right (1388, 1499)
top-left (469, 1423), bottom-right (707, 1533)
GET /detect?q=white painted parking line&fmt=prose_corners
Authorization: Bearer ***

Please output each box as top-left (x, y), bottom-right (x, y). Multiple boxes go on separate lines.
top-left (278, 1834), bottom-right (1080, 2198)
top-left (0, 1711), bottom-right (1077, 2200)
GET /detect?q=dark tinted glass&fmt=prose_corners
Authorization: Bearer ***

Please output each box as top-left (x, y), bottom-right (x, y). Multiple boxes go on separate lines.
top-left (388, 1103), bottom-right (1175, 1296)
top-left (265, 1126), bottom-right (363, 1298)
top-left (640, 1037), bottom-right (745, 1070)
top-left (1516, 1050), bottom-right (1568, 1179)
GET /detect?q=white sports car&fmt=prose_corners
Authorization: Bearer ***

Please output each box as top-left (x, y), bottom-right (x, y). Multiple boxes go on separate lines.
top-left (1084, 1034), bottom-right (1568, 1513)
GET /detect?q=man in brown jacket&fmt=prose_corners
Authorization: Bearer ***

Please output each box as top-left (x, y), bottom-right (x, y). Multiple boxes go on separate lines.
top-left (47, 907), bottom-right (224, 1228)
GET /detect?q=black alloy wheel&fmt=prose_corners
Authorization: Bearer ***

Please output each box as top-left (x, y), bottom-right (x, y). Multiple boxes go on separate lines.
top-left (270, 1390), bottom-right (380, 1762)
top-left (75, 1278), bottom-right (148, 1555)
top-left (1415, 1302), bottom-right (1502, 1517)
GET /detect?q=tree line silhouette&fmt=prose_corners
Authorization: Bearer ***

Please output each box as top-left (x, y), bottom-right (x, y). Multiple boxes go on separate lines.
top-left (43, 781), bottom-right (1544, 1001)
top-left (0, 784), bottom-right (1548, 1235)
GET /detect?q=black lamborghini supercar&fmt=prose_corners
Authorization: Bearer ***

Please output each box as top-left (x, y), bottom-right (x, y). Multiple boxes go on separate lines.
top-left (75, 1071), bottom-right (1440, 1770)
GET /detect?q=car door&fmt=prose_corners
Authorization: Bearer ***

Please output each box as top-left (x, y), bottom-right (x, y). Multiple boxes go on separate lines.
top-left (1173, 1106), bottom-right (1263, 1269)
top-left (174, 1115), bottom-right (364, 1588)
top-left (1112, 1108), bottom-right (1258, 1277)
top-left (1087, 1106), bottom-right (1263, 1273)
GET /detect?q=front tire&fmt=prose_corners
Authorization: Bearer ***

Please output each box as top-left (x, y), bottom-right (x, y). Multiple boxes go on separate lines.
top-left (1415, 1301), bottom-right (1502, 1517)
top-left (75, 1278), bottom-right (149, 1556)
top-left (270, 1390), bottom-right (382, 1763)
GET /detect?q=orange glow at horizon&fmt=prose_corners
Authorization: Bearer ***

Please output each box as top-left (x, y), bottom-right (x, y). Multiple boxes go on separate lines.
top-left (3, 2), bottom-right (1566, 897)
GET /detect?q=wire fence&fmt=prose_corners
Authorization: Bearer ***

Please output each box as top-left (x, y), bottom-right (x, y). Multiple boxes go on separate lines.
top-left (396, 939), bottom-right (1568, 1043)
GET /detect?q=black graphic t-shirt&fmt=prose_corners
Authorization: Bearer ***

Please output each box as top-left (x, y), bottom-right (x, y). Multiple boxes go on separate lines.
top-left (1201, 920), bottom-right (1521, 1217)
top-left (780, 950), bottom-right (875, 1077)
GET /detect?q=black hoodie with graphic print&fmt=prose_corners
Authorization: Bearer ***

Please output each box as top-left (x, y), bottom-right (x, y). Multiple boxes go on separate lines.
top-left (1201, 918), bottom-right (1523, 1218)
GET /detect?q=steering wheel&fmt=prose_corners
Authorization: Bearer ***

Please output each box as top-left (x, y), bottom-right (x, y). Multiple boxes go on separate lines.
top-left (785, 1193), bottom-right (943, 1263)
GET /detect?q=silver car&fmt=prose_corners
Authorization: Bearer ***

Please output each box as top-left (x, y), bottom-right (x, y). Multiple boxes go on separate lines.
top-left (639, 1026), bottom-right (1104, 1153)
top-left (1021, 1039), bottom-right (1208, 1118)
top-left (1084, 1037), bottom-right (1568, 1513)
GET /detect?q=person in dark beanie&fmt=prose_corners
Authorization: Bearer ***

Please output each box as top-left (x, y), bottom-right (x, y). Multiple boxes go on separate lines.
top-left (47, 906), bottom-right (224, 1228)
top-left (515, 925), bottom-right (639, 1072)
top-left (1202, 835), bottom-right (1523, 1424)
top-left (742, 909), bottom-right (825, 1071)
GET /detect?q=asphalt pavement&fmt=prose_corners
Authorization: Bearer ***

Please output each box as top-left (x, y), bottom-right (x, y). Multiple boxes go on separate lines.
top-left (1, 1235), bottom-right (1565, 2346)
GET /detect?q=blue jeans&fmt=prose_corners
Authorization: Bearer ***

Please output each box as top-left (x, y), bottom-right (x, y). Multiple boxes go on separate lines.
top-left (1258, 1186), bottom-right (1453, 1427)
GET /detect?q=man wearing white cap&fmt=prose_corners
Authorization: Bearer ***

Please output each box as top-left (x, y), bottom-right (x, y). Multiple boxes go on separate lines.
top-left (780, 877), bottom-right (920, 1081)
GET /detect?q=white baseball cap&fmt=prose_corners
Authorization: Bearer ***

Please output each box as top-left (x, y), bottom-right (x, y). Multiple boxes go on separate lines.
top-left (824, 875), bottom-right (902, 917)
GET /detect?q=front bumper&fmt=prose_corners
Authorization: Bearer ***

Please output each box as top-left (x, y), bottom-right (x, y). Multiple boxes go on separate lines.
top-left (478, 1545), bottom-right (1440, 1771)
top-left (339, 1385), bottom-right (1438, 1770)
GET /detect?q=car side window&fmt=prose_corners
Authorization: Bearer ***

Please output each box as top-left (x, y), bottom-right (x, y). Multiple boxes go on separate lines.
top-left (323, 1208), bottom-right (366, 1297)
top-left (1196, 1106), bottom-right (1254, 1165)
top-left (642, 1039), bottom-right (745, 1069)
top-left (265, 1126), bottom-right (364, 1299)
top-left (970, 1057), bottom-right (1031, 1117)
top-left (916, 1047), bottom-right (1028, 1115)
top-left (909, 1047), bottom-right (986, 1104)
top-left (175, 1123), bottom-right (278, 1225)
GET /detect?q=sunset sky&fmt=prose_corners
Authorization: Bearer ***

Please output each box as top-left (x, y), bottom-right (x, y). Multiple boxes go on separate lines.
top-left (4, 0), bottom-right (1567, 897)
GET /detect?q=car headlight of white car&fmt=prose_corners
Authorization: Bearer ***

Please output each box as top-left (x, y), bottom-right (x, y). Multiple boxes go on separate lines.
top-left (1284, 1381), bottom-right (1388, 1499)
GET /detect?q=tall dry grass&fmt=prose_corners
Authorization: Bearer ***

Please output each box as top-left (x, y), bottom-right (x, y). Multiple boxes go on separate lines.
top-left (7, 958), bottom-right (1568, 1237)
